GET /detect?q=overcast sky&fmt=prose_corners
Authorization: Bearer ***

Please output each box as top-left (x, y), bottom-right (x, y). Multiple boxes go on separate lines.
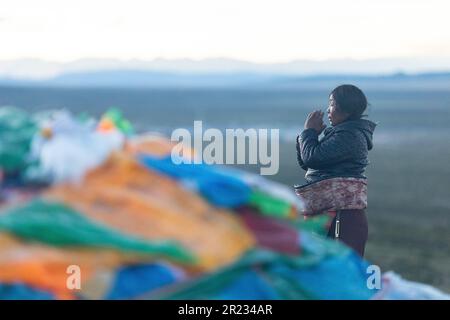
top-left (1, 0), bottom-right (449, 63)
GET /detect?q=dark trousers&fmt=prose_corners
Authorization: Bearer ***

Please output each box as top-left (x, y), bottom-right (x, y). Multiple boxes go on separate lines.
top-left (327, 209), bottom-right (368, 257)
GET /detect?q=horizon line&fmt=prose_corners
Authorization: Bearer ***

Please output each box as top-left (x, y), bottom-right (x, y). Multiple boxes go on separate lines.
top-left (1, 55), bottom-right (450, 64)
top-left (1, 56), bottom-right (450, 80)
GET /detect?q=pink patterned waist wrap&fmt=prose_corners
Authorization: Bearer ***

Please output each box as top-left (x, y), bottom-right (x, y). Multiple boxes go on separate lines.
top-left (294, 177), bottom-right (367, 216)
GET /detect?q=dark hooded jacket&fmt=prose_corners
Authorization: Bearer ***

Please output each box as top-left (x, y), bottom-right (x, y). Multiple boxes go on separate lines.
top-left (296, 119), bottom-right (376, 183)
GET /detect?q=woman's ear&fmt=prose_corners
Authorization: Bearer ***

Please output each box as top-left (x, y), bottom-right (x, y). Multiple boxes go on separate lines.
top-left (336, 107), bottom-right (350, 122)
top-left (343, 111), bottom-right (351, 120)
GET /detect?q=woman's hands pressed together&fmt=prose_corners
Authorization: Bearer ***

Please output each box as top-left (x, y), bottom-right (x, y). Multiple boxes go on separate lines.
top-left (304, 110), bottom-right (327, 134)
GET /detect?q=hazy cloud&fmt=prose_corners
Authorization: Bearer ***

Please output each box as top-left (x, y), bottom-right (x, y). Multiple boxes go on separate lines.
top-left (0, 0), bottom-right (449, 63)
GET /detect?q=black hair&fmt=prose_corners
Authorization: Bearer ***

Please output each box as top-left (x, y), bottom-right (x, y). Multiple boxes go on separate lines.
top-left (330, 84), bottom-right (368, 120)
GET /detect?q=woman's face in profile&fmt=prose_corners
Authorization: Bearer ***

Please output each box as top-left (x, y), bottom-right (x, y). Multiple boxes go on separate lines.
top-left (327, 95), bottom-right (348, 126)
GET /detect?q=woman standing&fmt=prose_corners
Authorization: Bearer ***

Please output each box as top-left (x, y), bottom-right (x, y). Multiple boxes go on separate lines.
top-left (296, 84), bottom-right (376, 257)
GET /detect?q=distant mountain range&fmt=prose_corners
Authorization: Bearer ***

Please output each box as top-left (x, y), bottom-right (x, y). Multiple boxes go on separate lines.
top-left (0, 57), bottom-right (450, 89)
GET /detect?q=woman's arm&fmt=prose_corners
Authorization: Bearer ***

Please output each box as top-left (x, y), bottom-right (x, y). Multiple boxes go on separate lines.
top-left (298, 128), bottom-right (358, 169)
top-left (296, 135), bottom-right (308, 170)
top-left (296, 109), bottom-right (328, 170)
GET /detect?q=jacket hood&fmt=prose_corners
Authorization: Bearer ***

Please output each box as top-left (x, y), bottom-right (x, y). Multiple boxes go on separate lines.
top-left (328, 119), bottom-right (377, 150)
